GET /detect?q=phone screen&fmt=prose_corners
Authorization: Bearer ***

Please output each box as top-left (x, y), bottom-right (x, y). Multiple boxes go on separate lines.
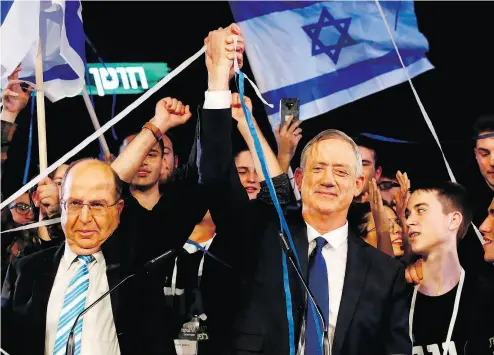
top-left (280, 98), bottom-right (300, 128)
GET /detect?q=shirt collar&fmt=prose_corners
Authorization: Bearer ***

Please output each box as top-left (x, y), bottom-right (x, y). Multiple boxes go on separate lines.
top-left (62, 241), bottom-right (103, 271)
top-left (183, 234), bottom-right (216, 254)
top-left (306, 221), bottom-right (348, 249)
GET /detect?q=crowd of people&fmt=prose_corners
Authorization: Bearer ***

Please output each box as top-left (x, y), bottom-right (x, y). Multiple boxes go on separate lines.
top-left (1, 23), bottom-right (493, 355)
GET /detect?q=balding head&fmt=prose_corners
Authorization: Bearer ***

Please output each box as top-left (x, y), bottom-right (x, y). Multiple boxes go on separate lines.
top-left (61, 159), bottom-right (122, 201)
top-left (61, 159), bottom-right (124, 255)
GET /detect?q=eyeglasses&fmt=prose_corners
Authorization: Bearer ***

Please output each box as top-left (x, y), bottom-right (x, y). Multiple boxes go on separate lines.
top-left (61, 199), bottom-right (119, 216)
top-left (367, 218), bottom-right (401, 233)
top-left (8, 202), bottom-right (33, 215)
top-left (378, 181), bottom-right (400, 191)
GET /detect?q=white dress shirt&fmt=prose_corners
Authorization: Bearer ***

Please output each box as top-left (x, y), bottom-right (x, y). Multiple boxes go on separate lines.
top-left (45, 243), bottom-right (120, 355)
top-left (203, 90), bottom-right (231, 109)
top-left (303, 221), bottom-right (348, 349)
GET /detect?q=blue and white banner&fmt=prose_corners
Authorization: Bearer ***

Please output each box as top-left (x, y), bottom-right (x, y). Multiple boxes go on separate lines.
top-left (1, 0), bottom-right (86, 102)
top-left (230, 1), bottom-right (433, 126)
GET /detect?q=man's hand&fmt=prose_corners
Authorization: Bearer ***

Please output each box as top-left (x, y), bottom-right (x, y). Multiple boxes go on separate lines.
top-left (32, 177), bottom-right (60, 217)
top-left (405, 258), bottom-right (423, 284)
top-left (231, 92), bottom-right (252, 125)
top-left (204, 24), bottom-right (244, 90)
top-left (151, 97), bottom-right (192, 133)
top-left (275, 116), bottom-right (302, 172)
top-left (1, 66), bottom-right (33, 122)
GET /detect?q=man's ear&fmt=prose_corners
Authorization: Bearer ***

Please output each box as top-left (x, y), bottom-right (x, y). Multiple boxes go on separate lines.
top-left (294, 167), bottom-right (303, 192)
top-left (449, 211), bottom-right (463, 233)
top-left (116, 199), bottom-right (125, 215)
top-left (376, 166), bottom-right (383, 181)
top-left (174, 156), bottom-right (179, 169)
top-left (354, 174), bottom-right (365, 197)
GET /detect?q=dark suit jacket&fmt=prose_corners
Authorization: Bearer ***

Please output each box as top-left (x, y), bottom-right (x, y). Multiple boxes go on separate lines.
top-left (1, 107), bottom-right (234, 355)
top-left (223, 206), bottom-right (411, 355)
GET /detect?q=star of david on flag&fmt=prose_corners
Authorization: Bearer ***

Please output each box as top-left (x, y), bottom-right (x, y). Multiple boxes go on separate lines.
top-left (302, 7), bottom-right (355, 64)
top-left (229, 1), bottom-right (433, 126)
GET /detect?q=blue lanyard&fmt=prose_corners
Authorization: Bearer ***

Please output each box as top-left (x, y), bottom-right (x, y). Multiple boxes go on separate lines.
top-left (236, 71), bottom-right (323, 354)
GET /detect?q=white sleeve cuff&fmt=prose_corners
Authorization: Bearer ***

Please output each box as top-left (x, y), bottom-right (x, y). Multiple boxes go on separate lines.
top-left (204, 90), bottom-right (231, 109)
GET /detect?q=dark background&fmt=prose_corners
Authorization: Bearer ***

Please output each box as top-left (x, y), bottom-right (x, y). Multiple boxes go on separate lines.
top-left (4, 1), bottom-right (494, 216)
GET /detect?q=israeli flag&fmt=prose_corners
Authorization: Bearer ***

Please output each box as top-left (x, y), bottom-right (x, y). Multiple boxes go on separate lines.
top-left (230, 1), bottom-right (433, 125)
top-left (1, 0), bottom-right (86, 102)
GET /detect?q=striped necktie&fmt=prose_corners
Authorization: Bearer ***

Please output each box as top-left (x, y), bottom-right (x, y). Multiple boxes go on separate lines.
top-left (53, 255), bottom-right (94, 355)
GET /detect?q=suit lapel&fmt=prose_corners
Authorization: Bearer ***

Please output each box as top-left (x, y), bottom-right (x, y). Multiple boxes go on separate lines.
top-left (280, 208), bottom-right (310, 348)
top-left (289, 212), bottom-right (309, 280)
top-left (32, 244), bottom-right (64, 352)
top-left (332, 233), bottom-right (370, 355)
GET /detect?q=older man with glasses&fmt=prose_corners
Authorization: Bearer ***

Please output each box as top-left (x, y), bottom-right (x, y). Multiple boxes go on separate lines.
top-left (1, 24), bottom-right (243, 355)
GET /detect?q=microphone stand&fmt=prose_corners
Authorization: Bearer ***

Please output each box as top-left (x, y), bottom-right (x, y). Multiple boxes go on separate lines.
top-left (279, 231), bottom-right (330, 355)
top-left (65, 249), bottom-right (176, 355)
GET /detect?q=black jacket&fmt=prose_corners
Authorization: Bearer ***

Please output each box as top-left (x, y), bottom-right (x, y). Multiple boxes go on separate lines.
top-left (1, 106), bottom-right (234, 355)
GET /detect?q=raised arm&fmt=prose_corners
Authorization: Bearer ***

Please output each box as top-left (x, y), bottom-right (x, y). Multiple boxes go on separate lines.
top-left (1, 67), bottom-right (33, 169)
top-left (274, 116), bottom-right (303, 173)
top-left (369, 178), bottom-right (394, 257)
top-left (231, 93), bottom-right (283, 182)
top-left (111, 97), bottom-right (191, 182)
top-left (198, 23), bottom-right (244, 185)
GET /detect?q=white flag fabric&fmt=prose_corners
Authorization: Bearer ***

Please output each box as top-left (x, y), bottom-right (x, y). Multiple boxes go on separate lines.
top-left (1, 0), bottom-right (86, 102)
top-left (230, 1), bottom-right (433, 126)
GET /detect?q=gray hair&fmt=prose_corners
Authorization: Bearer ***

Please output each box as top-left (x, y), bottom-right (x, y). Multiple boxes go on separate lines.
top-left (300, 129), bottom-right (363, 177)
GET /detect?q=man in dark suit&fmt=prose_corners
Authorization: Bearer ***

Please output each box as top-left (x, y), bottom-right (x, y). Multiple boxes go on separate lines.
top-left (204, 125), bottom-right (411, 355)
top-left (1, 24), bottom-right (244, 355)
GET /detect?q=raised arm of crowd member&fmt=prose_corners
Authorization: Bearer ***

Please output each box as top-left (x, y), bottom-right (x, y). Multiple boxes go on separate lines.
top-left (198, 23), bottom-right (244, 186)
top-left (111, 98), bottom-right (191, 183)
top-left (369, 178), bottom-right (395, 257)
top-left (231, 93), bottom-right (284, 181)
top-left (1, 66), bottom-right (33, 170)
top-left (275, 115), bottom-right (303, 173)
top-left (32, 177), bottom-right (60, 218)
top-left (394, 171), bottom-right (415, 265)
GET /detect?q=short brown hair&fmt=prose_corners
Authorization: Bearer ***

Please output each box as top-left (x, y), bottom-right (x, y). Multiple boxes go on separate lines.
top-left (411, 181), bottom-right (473, 242)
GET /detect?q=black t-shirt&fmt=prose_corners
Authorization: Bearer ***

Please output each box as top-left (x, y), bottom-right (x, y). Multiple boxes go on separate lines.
top-left (411, 275), bottom-right (494, 355)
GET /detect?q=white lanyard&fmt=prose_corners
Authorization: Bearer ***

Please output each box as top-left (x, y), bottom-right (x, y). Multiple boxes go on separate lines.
top-left (409, 268), bottom-right (465, 355)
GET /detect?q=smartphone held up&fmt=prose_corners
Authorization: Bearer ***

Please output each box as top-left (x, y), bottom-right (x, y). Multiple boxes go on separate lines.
top-left (280, 98), bottom-right (300, 128)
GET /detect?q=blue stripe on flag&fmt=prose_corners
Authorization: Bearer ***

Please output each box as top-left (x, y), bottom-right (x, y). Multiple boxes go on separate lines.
top-left (64, 1), bottom-right (86, 63)
top-left (0, 0), bottom-right (14, 25)
top-left (230, 1), bottom-right (320, 22)
top-left (262, 51), bottom-right (425, 116)
top-left (21, 63), bottom-right (80, 83)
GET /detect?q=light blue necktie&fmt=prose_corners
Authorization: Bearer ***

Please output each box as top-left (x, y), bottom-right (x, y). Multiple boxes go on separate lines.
top-left (53, 255), bottom-right (94, 355)
top-left (305, 237), bottom-right (329, 355)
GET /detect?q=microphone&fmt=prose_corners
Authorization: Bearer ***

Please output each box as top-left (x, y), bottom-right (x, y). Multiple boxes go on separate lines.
top-left (65, 249), bottom-right (176, 355)
top-left (278, 231), bottom-right (330, 355)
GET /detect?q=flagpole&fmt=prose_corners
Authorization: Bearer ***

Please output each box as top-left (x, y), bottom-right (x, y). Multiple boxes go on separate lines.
top-left (81, 85), bottom-right (111, 157)
top-left (35, 39), bottom-right (50, 241)
top-left (35, 40), bottom-right (48, 171)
